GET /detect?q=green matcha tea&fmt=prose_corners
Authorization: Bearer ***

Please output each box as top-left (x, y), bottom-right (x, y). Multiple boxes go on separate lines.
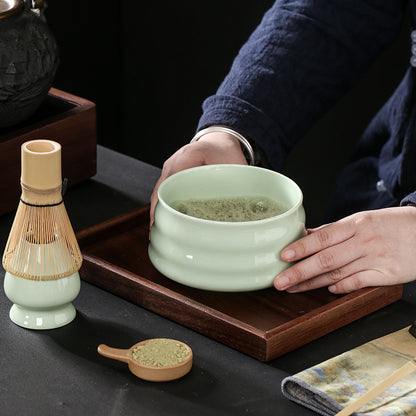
top-left (170, 196), bottom-right (288, 222)
top-left (131, 338), bottom-right (190, 367)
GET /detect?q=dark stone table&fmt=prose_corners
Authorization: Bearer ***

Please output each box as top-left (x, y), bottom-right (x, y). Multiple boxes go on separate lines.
top-left (1, 146), bottom-right (414, 416)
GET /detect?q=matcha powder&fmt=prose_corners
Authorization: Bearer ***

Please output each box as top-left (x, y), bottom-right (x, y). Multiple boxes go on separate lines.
top-left (131, 338), bottom-right (190, 367)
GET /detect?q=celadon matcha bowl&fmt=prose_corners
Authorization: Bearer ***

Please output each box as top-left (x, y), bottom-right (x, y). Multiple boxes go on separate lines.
top-left (148, 164), bottom-right (306, 292)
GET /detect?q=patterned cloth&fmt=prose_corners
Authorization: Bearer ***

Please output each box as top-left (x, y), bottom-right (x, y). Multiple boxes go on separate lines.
top-left (281, 327), bottom-right (416, 416)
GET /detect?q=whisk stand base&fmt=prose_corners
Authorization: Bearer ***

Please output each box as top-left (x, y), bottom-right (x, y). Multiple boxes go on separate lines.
top-left (9, 303), bottom-right (76, 330)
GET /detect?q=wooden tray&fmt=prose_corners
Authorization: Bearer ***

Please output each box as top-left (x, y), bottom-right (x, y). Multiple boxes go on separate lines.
top-left (77, 205), bottom-right (403, 361)
top-left (0, 88), bottom-right (96, 215)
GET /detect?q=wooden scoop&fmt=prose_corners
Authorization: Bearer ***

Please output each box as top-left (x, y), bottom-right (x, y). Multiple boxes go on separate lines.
top-left (335, 358), bottom-right (416, 416)
top-left (97, 339), bottom-right (193, 382)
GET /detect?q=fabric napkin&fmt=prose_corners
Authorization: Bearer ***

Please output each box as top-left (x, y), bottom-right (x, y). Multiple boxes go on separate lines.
top-left (281, 326), bottom-right (416, 416)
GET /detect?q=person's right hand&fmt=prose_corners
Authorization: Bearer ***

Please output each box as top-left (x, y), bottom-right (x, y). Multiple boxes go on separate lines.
top-left (149, 130), bottom-right (248, 228)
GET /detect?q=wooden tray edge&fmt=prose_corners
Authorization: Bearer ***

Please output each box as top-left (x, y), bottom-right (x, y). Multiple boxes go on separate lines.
top-left (263, 284), bottom-right (403, 360)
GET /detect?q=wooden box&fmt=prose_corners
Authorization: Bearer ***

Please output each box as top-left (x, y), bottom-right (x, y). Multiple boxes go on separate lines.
top-left (0, 88), bottom-right (97, 215)
top-left (77, 205), bottom-right (403, 361)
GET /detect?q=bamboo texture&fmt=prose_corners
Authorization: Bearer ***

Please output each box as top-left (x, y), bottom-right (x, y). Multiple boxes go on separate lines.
top-left (2, 198), bottom-right (82, 280)
top-left (2, 139), bottom-right (82, 280)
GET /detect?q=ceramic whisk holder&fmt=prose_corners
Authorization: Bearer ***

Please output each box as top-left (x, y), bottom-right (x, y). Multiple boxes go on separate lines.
top-left (2, 140), bottom-right (82, 329)
top-left (4, 271), bottom-right (81, 329)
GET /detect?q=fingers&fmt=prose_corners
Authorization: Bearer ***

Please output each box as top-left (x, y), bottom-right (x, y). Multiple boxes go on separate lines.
top-left (149, 145), bottom-right (203, 229)
top-left (280, 218), bottom-right (355, 263)
top-left (149, 133), bottom-right (248, 230)
top-left (328, 270), bottom-right (380, 293)
top-left (273, 207), bottom-right (416, 294)
top-left (285, 264), bottom-right (355, 293)
top-left (286, 269), bottom-right (386, 294)
top-left (284, 258), bottom-right (366, 293)
top-left (327, 268), bottom-right (393, 293)
top-left (149, 175), bottom-right (165, 228)
top-left (275, 232), bottom-right (362, 291)
top-left (275, 218), bottom-right (357, 290)
top-left (150, 160), bottom-right (178, 228)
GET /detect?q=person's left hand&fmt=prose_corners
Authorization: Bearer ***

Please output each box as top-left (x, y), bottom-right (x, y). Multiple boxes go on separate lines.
top-left (274, 206), bottom-right (416, 294)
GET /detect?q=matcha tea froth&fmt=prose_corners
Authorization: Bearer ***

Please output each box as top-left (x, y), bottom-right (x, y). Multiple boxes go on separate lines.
top-left (170, 196), bottom-right (287, 222)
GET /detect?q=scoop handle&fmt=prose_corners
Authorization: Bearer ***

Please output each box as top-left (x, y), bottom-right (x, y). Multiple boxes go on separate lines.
top-left (335, 358), bottom-right (416, 416)
top-left (97, 344), bottom-right (131, 363)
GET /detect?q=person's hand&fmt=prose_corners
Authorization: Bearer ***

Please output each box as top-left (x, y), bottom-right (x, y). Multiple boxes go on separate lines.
top-left (150, 131), bottom-right (247, 228)
top-left (274, 206), bottom-right (416, 293)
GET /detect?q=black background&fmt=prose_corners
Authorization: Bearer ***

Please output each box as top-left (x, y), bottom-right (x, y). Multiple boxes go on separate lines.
top-left (45, 1), bottom-right (411, 226)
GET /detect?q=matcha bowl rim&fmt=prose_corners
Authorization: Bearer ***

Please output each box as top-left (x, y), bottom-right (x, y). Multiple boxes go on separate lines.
top-left (156, 164), bottom-right (304, 226)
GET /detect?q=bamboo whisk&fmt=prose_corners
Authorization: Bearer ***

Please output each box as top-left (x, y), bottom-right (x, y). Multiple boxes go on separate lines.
top-left (2, 140), bottom-right (82, 280)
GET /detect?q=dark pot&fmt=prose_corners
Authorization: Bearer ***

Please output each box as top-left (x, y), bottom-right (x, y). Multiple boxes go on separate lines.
top-left (0, 0), bottom-right (59, 128)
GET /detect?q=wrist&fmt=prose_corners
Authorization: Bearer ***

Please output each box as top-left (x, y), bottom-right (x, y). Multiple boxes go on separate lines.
top-left (190, 125), bottom-right (255, 165)
top-left (192, 131), bottom-right (241, 150)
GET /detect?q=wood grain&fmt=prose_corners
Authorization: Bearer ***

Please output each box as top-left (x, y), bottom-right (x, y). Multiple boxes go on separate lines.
top-left (77, 205), bottom-right (403, 361)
